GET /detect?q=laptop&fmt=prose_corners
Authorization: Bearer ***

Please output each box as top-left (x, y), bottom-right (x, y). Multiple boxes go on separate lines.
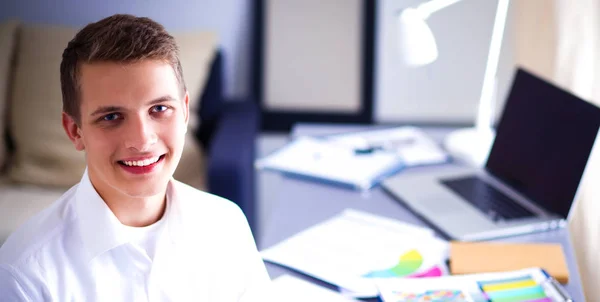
top-left (382, 68), bottom-right (600, 241)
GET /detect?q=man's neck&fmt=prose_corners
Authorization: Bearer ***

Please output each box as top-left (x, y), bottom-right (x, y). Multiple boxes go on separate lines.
top-left (88, 175), bottom-right (168, 227)
top-left (105, 193), bottom-right (167, 227)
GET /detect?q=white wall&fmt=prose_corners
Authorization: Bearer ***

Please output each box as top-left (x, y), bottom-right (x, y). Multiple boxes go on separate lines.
top-left (375, 0), bottom-right (516, 124)
top-left (0, 0), bottom-right (252, 99)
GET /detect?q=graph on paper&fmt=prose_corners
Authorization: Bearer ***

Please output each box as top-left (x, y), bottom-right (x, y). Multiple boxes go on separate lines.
top-left (364, 249), bottom-right (443, 278)
top-left (260, 209), bottom-right (449, 298)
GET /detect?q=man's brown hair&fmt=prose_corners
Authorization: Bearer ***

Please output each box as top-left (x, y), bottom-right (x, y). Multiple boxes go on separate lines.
top-left (60, 14), bottom-right (186, 124)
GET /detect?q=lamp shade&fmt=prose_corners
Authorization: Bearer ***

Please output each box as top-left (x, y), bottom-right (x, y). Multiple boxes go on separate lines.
top-left (396, 8), bottom-right (438, 66)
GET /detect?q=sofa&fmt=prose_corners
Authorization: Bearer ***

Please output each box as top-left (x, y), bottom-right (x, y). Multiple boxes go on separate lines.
top-left (0, 20), bottom-right (259, 245)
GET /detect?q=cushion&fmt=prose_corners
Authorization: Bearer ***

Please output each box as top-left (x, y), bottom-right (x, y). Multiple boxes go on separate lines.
top-left (175, 32), bottom-right (218, 130)
top-left (8, 24), bottom-right (84, 187)
top-left (0, 20), bottom-right (19, 172)
top-left (7, 23), bottom-right (217, 190)
top-left (173, 132), bottom-right (207, 191)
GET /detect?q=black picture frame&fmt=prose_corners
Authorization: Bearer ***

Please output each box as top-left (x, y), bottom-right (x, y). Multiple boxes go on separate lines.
top-left (252, 0), bottom-right (376, 132)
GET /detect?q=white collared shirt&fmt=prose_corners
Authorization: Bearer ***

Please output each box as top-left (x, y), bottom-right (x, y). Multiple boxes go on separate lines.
top-left (123, 214), bottom-right (166, 261)
top-left (0, 170), bottom-right (271, 301)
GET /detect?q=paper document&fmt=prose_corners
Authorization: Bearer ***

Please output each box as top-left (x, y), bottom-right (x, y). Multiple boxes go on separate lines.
top-left (326, 126), bottom-right (449, 167)
top-left (270, 275), bottom-right (359, 302)
top-left (376, 268), bottom-right (569, 302)
top-left (255, 137), bottom-right (403, 190)
top-left (260, 209), bottom-right (448, 298)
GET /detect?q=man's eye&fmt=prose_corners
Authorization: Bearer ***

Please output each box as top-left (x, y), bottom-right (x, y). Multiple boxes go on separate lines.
top-left (151, 105), bottom-right (168, 113)
top-left (102, 113), bottom-right (121, 121)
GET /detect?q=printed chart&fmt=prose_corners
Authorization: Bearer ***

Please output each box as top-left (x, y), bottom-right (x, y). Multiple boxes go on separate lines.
top-left (364, 249), bottom-right (443, 278)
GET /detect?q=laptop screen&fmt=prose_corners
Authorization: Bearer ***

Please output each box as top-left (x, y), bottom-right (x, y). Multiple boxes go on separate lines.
top-left (486, 68), bottom-right (600, 218)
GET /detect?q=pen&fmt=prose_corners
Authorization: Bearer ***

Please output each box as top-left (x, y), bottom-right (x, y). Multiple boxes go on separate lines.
top-left (353, 138), bottom-right (416, 155)
top-left (542, 276), bottom-right (573, 302)
top-left (354, 146), bottom-right (384, 154)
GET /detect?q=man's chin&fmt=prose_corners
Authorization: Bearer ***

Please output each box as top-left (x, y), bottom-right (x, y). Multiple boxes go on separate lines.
top-left (112, 176), bottom-right (170, 199)
top-left (117, 185), bottom-right (168, 199)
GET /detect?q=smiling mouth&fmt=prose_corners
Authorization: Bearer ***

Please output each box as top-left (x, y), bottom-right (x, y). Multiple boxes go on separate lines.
top-left (118, 154), bottom-right (166, 167)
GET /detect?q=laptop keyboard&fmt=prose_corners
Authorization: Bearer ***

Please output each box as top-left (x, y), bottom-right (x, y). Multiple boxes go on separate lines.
top-left (440, 176), bottom-right (535, 222)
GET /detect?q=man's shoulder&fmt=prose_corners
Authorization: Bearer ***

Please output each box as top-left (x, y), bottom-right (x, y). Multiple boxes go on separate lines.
top-left (0, 185), bottom-right (78, 266)
top-left (171, 180), bottom-right (256, 253)
top-left (173, 179), bottom-right (242, 214)
top-left (171, 179), bottom-right (248, 229)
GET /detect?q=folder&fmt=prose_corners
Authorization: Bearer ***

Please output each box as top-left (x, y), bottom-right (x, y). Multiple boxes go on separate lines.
top-left (449, 241), bottom-right (570, 284)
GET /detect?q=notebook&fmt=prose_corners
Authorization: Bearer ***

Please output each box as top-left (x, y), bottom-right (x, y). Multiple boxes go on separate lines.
top-left (449, 242), bottom-right (569, 284)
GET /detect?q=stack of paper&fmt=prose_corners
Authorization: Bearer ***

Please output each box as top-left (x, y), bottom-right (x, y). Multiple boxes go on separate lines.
top-left (255, 126), bottom-right (449, 190)
top-left (260, 209), bottom-right (449, 298)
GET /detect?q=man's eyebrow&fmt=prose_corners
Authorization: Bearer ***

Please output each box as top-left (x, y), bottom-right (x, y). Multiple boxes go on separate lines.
top-left (91, 106), bottom-right (123, 117)
top-left (147, 95), bottom-right (178, 106)
top-left (90, 96), bottom-right (178, 117)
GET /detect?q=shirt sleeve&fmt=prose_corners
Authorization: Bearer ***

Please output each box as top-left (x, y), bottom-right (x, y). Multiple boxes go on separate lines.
top-left (0, 264), bottom-right (34, 302)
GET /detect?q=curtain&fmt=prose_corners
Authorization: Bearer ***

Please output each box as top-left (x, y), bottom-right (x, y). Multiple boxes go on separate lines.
top-left (514, 0), bottom-right (600, 299)
top-left (554, 0), bottom-right (600, 300)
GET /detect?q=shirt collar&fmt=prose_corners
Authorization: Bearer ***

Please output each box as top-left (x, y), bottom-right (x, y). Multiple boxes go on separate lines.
top-left (163, 180), bottom-right (186, 244)
top-left (75, 169), bottom-right (129, 262)
top-left (75, 169), bottom-right (185, 262)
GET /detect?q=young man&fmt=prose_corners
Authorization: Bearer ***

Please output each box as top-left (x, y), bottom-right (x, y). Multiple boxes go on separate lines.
top-left (0, 14), bottom-right (270, 301)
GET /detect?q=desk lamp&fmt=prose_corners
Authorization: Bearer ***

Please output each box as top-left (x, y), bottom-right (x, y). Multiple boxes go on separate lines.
top-left (396, 0), bottom-right (510, 166)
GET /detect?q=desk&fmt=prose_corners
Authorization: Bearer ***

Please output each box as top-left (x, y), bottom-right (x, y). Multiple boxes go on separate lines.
top-left (259, 124), bottom-right (584, 301)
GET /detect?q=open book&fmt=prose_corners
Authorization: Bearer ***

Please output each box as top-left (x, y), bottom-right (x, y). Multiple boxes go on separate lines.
top-left (376, 267), bottom-right (571, 302)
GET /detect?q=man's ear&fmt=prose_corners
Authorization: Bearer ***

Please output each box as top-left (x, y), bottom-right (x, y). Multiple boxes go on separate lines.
top-left (62, 112), bottom-right (85, 151)
top-left (183, 91), bottom-right (190, 133)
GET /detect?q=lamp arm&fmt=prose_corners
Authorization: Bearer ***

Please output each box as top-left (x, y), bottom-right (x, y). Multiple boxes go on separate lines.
top-left (417, 0), bottom-right (462, 18)
top-left (476, 0), bottom-right (510, 132)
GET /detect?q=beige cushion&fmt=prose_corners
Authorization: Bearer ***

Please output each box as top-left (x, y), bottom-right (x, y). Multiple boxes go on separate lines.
top-left (0, 20), bottom-right (19, 172)
top-left (172, 32), bottom-right (217, 191)
top-left (173, 132), bottom-right (207, 191)
top-left (8, 24), bottom-right (84, 187)
top-left (175, 32), bottom-right (218, 130)
top-left (7, 23), bottom-right (216, 190)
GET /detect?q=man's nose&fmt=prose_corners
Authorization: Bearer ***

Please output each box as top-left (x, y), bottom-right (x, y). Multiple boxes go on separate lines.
top-left (123, 115), bottom-right (158, 152)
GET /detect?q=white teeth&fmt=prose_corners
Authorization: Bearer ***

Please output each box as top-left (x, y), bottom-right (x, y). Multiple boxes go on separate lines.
top-left (122, 156), bottom-right (160, 167)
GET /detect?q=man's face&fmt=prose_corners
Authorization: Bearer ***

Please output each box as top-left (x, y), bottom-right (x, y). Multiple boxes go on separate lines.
top-left (63, 60), bottom-right (189, 199)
